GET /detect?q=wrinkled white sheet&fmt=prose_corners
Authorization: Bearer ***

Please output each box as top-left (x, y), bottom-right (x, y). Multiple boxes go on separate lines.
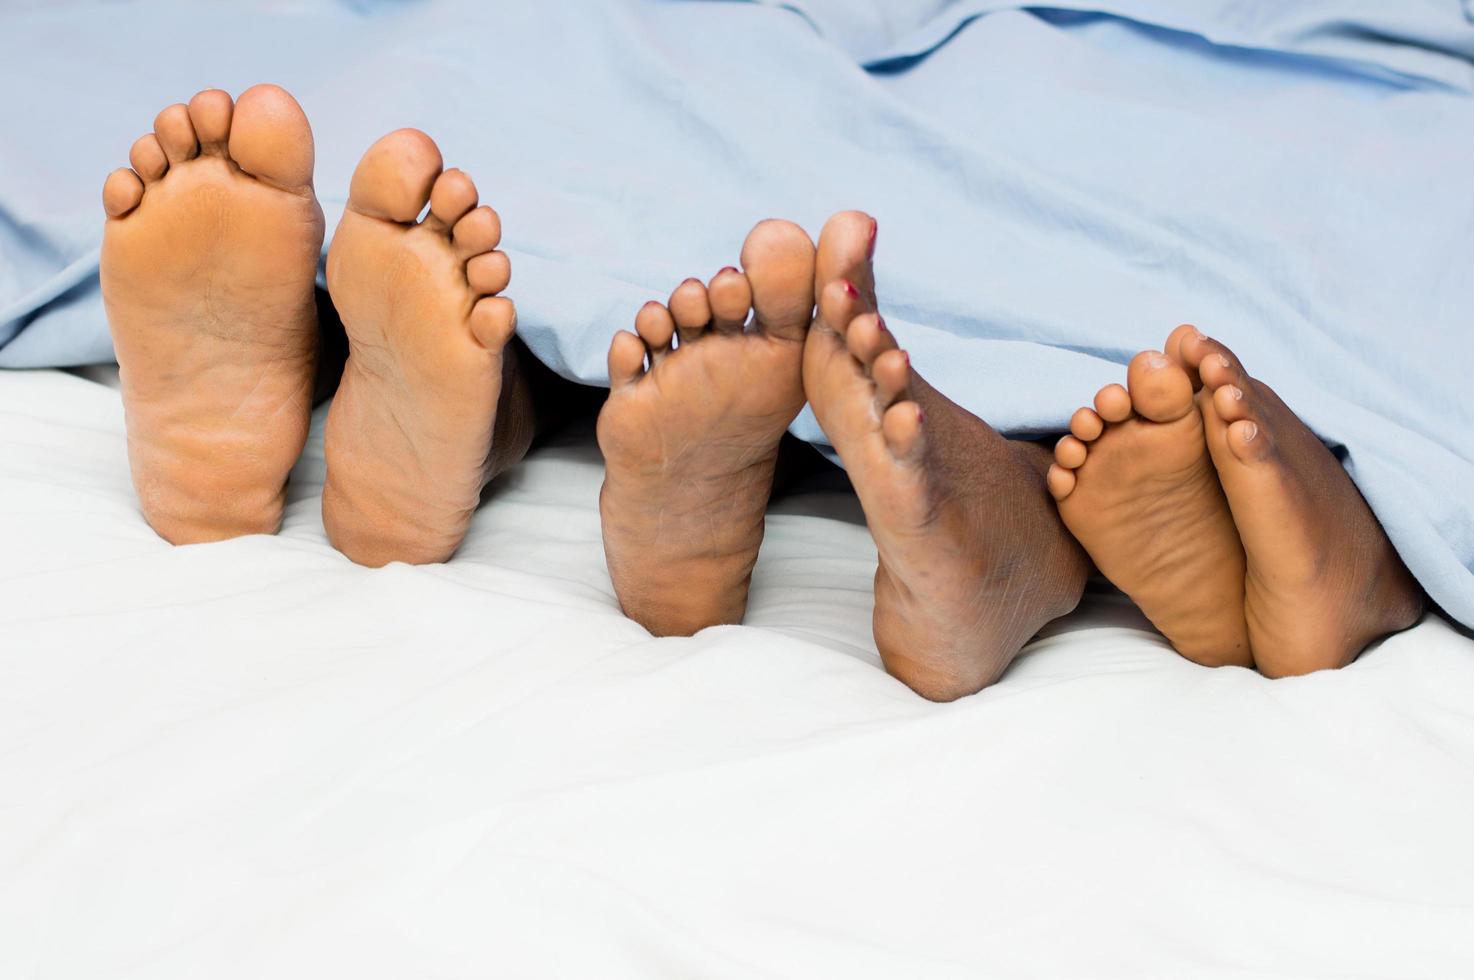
top-left (2, 368), bottom-right (1473, 978)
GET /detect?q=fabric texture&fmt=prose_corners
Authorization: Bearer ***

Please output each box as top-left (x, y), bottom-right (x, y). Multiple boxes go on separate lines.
top-left (1, 0), bottom-right (1471, 623)
top-left (4, 367), bottom-right (1474, 977)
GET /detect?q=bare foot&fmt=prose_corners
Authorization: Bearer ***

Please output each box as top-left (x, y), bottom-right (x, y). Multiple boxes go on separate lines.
top-left (804, 212), bottom-right (1089, 701)
top-left (597, 220), bottom-right (816, 634)
top-left (1172, 327), bottom-right (1424, 676)
top-left (323, 130), bottom-right (529, 566)
top-left (1047, 345), bottom-right (1252, 667)
top-left (100, 85), bottom-right (323, 543)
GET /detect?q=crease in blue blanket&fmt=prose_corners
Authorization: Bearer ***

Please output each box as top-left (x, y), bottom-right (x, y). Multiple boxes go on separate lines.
top-left (1, 0), bottom-right (1471, 627)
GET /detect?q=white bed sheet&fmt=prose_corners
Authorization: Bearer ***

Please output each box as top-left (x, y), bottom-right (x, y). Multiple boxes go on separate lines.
top-left (2, 368), bottom-right (1473, 978)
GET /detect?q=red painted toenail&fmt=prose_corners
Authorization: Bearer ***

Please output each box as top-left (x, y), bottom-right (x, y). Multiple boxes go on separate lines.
top-left (867, 219), bottom-right (878, 259)
top-left (717, 266), bottom-right (738, 276)
top-left (876, 315), bottom-right (888, 333)
top-left (842, 280), bottom-right (859, 299)
top-left (915, 406), bottom-right (925, 424)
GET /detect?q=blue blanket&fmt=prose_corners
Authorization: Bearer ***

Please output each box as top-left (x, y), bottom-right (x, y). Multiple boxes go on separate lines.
top-left (2, 0), bottom-right (1472, 626)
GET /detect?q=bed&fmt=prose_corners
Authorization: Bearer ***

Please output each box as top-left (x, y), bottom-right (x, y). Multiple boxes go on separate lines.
top-left (3, 366), bottom-right (1473, 977)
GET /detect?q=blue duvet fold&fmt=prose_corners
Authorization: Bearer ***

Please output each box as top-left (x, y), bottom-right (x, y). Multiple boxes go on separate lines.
top-left (1, 0), bottom-right (1470, 624)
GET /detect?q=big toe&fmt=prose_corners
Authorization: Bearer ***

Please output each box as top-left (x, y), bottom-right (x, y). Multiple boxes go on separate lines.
top-left (347, 128), bottom-right (444, 223)
top-left (740, 219), bottom-right (815, 342)
top-left (228, 83), bottom-right (315, 190)
top-left (814, 210), bottom-right (877, 304)
top-left (1126, 350), bottom-right (1195, 423)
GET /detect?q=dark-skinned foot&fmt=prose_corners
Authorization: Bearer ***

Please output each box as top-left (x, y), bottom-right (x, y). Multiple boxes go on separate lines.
top-left (804, 211), bottom-right (1089, 701)
top-left (1171, 325), bottom-right (1424, 676)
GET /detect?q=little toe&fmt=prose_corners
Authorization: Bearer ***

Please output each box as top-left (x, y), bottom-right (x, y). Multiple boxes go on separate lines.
top-left (103, 168), bottom-right (145, 218)
top-left (153, 103), bottom-right (199, 165)
top-left (467, 251), bottom-right (511, 295)
top-left (1047, 463), bottom-right (1077, 501)
top-left (1070, 407), bottom-right (1104, 442)
top-left (346, 127), bottom-right (441, 223)
top-left (1055, 434), bottom-right (1087, 470)
top-left (669, 278), bottom-right (711, 346)
top-left (871, 348), bottom-right (911, 408)
top-left (608, 329), bottom-right (648, 388)
top-left (741, 218), bottom-right (816, 342)
top-left (634, 301), bottom-right (675, 358)
top-left (129, 134), bottom-right (169, 183)
top-left (1093, 383), bottom-right (1132, 423)
top-left (814, 209), bottom-right (877, 308)
top-left (881, 401), bottom-right (925, 461)
top-left (708, 267), bottom-right (751, 334)
top-left (452, 206), bottom-right (502, 259)
top-left (469, 295), bottom-right (516, 350)
top-left (187, 89), bottom-right (233, 155)
top-left (1126, 350), bottom-right (1195, 423)
top-left (427, 168), bottom-right (478, 232)
top-left (229, 84), bottom-right (316, 191)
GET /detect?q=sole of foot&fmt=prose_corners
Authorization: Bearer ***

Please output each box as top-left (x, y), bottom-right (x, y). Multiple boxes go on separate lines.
top-left (1048, 345), bottom-right (1252, 667)
top-left (323, 129), bottom-right (528, 566)
top-left (804, 211), bottom-right (1089, 701)
top-left (597, 219), bottom-right (817, 634)
top-left (1169, 325), bottom-right (1424, 676)
top-left (100, 84), bottom-right (324, 543)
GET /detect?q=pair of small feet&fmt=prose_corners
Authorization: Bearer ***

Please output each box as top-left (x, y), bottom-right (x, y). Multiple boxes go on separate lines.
top-left (598, 212), bottom-right (1088, 699)
top-left (1048, 325), bottom-right (1424, 676)
top-left (101, 84), bottom-right (527, 565)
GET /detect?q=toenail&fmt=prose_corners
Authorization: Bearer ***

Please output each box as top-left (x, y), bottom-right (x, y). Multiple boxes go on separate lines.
top-left (876, 315), bottom-right (888, 333)
top-left (867, 219), bottom-right (878, 259)
top-left (1242, 421), bottom-right (1259, 442)
top-left (1217, 354), bottom-right (1231, 368)
top-left (842, 280), bottom-right (859, 299)
top-left (915, 406), bottom-right (925, 424)
top-left (1147, 353), bottom-right (1169, 368)
top-left (1228, 385), bottom-right (1244, 400)
top-left (717, 266), bottom-right (738, 276)
top-left (1193, 329), bottom-right (1207, 342)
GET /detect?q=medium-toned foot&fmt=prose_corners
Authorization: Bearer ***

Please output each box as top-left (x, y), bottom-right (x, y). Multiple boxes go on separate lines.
top-left (1172, 326), bottom-right (1424, 676)
top-left (323, 129), bottom-right (528, 566)
top-left (1048, 345), bottom-right (1252, 667)
top-left (597, 220), bottom-right (817, 634)
top-left (101, 85), bottom-right (323, 543)
top-left (805, 212), bottom-right (1089, 701)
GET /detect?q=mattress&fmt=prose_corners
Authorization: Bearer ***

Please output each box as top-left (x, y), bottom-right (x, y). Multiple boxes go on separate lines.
top-left (2, 367), bottom-right (1473, 978)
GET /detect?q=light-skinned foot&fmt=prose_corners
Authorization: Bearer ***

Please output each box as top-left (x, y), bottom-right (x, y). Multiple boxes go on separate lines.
top-left (598, 219), bottom-right (817, 635)
top-left (322, 129), bottom-right (532, 566)
top-left (805, 211), bottom-right (1089, 701)
top-left (1170, 325), bottom-right (1424, 676)
top-left (101, 84), bottom-right (323, 543)
top-left (1048, 346), bottom-right (1252, 667)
